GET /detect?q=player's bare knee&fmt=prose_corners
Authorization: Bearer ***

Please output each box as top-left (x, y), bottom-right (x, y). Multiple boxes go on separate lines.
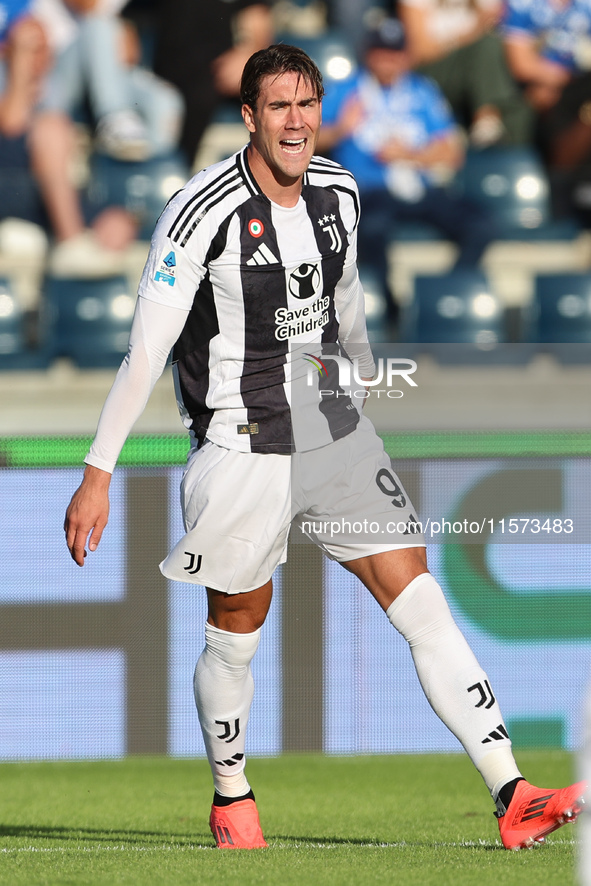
top-left (345, 546), bottom-right (429, 603)
top-left (206, 582), bottom-right (272, 633)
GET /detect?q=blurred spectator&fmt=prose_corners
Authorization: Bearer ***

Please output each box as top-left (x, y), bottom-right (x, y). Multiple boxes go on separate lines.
top-left (0, 0), bottom-right (184, 275)
top-left (0, 1), bottom-right (48, 136)
top-left (32, 0), bottom-right (184, 160)
top-left (318, 17), bottom-right (497, 325)
top-left (502, 0), bottom-right (591, 220)
top-left (398, 0), bottom-right (532, 147)
top-left (29, 103), bottom-right (141, 275)
top-left (0, 3), bottom-right (50, 225)
top-left (17, 0), bottom-right (184, 275)
top-left (153, 0), bottom-right (273, 166)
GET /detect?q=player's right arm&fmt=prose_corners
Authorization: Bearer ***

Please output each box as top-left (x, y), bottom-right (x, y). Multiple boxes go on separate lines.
top-left (64, 297), bottom-right (190, 565)
top-left (63, 171), bottom-right (217, 565)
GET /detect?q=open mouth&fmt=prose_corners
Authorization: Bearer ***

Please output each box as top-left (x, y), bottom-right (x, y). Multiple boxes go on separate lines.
top-left (280, 138), bottom-right (307, 154)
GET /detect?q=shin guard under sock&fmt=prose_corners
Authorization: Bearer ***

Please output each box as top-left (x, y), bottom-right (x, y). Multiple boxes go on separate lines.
top-left (194, 622), bottom-right (261, 798)
top-left (386, 573), bottom-right (521, 795)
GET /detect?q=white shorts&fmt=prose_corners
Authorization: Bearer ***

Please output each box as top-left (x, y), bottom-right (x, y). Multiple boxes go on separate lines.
top-left (160, 416), bottom-right (425, 593)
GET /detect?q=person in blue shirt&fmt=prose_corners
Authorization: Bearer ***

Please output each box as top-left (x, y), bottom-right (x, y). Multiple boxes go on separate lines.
top-left (0, 0), bottom-right (31, 45)
top-left (503, 0), bottom-right (591, 219)
top-left (318, 17), bottom-right (496, 327)
top-left (503, 0), bottom-right (591, 106)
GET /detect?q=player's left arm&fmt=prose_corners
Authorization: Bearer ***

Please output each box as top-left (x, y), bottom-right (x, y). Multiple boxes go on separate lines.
top-left (335, 262), bottom-right (376, 382)
top-left (333, 180), bottom-right (375, 381)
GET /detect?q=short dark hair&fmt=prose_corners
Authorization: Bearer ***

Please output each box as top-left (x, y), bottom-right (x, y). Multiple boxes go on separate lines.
top-left (240, 44), bottom-right (324, 110)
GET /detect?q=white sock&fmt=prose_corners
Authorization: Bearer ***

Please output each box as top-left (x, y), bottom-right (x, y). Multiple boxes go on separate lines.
top-left (193, 622), bottom-right (261, 798)
top-left (386, 573), bottom-right (522, 797)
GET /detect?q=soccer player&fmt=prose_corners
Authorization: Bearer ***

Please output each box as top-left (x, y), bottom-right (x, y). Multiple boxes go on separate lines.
top-left (64, 43), bottom-right (586, 850)
top-left (580, 674), bottom-right (591, 884)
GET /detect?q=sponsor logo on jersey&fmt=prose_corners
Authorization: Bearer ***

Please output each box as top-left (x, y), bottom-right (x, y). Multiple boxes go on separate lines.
top-left (155, 249), bottom-right (177, 286)
top-left (246, 243), bottom-right (279, 266)
top-left (274, 294), bottom-right (330, 340)
top-left (288, 262), bottom-right (321, 299)
top-left (248, 219), bottom-right (264, 238)
top-left (155, 271), bottom-right (175, 286)
top-left (237, 422), bottom-right (260, 435)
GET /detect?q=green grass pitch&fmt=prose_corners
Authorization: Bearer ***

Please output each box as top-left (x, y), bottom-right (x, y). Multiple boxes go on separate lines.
top-left (0, 751), bottom-right (581, 885)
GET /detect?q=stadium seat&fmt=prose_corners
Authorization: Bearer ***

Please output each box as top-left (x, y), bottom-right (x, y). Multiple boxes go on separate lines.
top-left (389, 221), bottom-right (445, 243)
top-left (0, 277), bottom-right (53, 370)
top-left (399, 269), bottom-right (526, 363)
top-left (210, 102), bottom-right (244, 125)
top-left (43, 275), bottom-right (136, 368)
top-left (524, 273), bottom-right (591, 363)
top-left (457, 148), bottom-right (579, 240)
top-left (86, 151), bottom-right (190, 240)
top-left (194, 105), bottom-right (249, 169)
top-left (279, 29), bottom-right (357, 84)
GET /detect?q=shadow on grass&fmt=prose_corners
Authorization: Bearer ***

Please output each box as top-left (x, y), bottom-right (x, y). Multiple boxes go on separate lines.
top-left (0, 825), bottom-right (502, 852)
top-left (0, 824), bottom-right (210, 845)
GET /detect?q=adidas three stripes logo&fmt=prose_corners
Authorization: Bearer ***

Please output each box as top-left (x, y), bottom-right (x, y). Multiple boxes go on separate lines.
top-left (214, 824), bottom-right (235, 845)
top-left (518, 794), bottom-right (553, 823)
top-left (246, 243), bottom-right (279, 265)
top-left (481, 723), bottom-right (510, 744)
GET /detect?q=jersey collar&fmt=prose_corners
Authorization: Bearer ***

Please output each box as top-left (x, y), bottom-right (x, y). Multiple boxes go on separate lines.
top-left (238, 144), bottom-right (311, 200)
top-left (238, 146), bottom-right (262, 197)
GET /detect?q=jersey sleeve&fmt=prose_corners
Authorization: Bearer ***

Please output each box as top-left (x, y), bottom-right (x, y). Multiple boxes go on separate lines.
top-left (84, 297), bottom-right (189, 473)
top-left (332, 171), bottom-right (361, 271)
top-left (138, 181), bottom-right (213, 311)
top-left (335, 262), bottom-right (375, 379)
top-left (333, 172), bottom-right (374, 378)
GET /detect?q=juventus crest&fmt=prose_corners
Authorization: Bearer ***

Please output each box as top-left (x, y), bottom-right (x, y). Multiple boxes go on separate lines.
top-left (318, 214), bottom-right (342, 252)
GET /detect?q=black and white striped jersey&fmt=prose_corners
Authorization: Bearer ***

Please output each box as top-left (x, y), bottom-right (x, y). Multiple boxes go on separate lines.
top-left (138, 145), bottom-right (374, 454)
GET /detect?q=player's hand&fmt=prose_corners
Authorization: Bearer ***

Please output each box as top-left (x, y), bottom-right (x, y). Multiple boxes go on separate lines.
top-left (64, 465), bottom-right (111, 567)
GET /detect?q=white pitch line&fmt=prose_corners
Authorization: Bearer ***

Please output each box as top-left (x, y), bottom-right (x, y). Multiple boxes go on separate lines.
top-left (0, 838), bottom-right (579, 854)
top-left (0, 845), bottom-right (214, 854)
